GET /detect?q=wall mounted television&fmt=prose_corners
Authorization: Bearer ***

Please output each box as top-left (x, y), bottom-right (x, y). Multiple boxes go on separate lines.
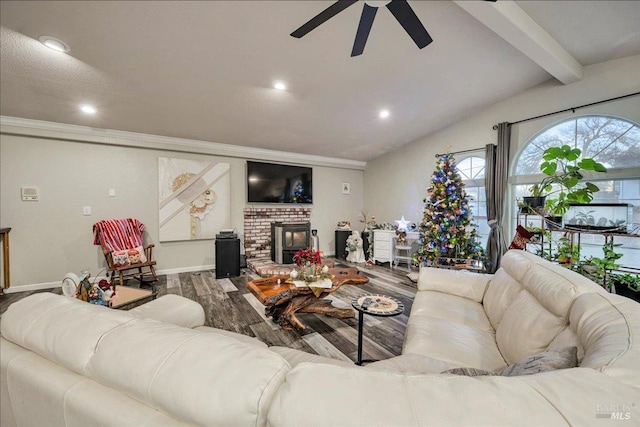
top-left (247, 161), bottom-right (313, 204)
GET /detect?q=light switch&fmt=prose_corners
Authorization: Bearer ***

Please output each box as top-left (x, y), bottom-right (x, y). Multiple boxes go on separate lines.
top-left (109, 188), bottom-right (116, 197)
top-left (83, 206), bottom-right (92, 216)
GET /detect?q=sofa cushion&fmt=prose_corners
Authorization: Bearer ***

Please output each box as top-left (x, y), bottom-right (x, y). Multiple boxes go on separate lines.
top-left (521, 263), bottom-right (583, 318)
top-left (571, 292), bottom-right (640, 391)
top-left (195, 325), bottom-right (267, 348)
top-left (268, 363), bottom-right (581, 426)
top-left (403, 315), bottom-right (507, 371)
top-left (86, 318), bottom-right (289, 427)
top-left (1, 341), bottom-right (186, 427)
top-left (482, 268), bottom-right (523, 329)
top-left (496, 290), bottom-right (566, 365)
top-left (500, 250), bottom-right (533, 283)
top-left (410, 291), bottom-right (494, 332)
top-left (494, 250), bottom-right (604, 365)
top-left (365, 353), bottom-right (463, 375)
top-left (129, 294), bottom-right (205, 328)
top-left (417, 267), bottom-right (491, 302)
top-left (0, 293), bottom-right (136, 375)
top-left (269, 346), bottom-right (354, 368)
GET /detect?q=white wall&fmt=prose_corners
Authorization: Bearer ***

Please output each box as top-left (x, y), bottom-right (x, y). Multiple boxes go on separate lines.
top-left (364, 55), bottom-right (640, 226)
top-left (0, 129), bottom-right (364, 289)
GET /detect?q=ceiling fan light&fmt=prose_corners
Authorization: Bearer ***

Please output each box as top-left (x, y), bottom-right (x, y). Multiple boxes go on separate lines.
top-left (39, 36), bottom-right (71, 53)
top-left (379, 109), bottom-right (390, 119)
top-left (273, 81), bottom-right (287, 90)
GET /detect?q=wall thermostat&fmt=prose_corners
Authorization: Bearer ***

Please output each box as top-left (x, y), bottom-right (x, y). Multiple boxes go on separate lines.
top-left (21, 187), bottom-right (39, 201)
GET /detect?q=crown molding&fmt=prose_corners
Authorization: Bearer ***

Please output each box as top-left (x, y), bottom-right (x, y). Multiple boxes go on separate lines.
top-left (0, 116), bottom-right (366, 170)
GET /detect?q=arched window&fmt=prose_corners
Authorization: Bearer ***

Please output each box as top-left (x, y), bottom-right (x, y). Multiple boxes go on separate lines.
top-left (457, 156), bottom-right (489, 247)
top-left (512, 115), bottom-right (640, 269)
top-left (515, 116), bottom-right (640, 176)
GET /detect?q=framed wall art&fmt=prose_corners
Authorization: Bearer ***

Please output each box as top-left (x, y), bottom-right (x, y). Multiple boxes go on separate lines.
top-left (158, 157), bottom-right (230, 242)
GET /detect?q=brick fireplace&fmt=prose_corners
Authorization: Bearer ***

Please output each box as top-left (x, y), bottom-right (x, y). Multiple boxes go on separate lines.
top-left (243, 207), bottom-right (311, 259)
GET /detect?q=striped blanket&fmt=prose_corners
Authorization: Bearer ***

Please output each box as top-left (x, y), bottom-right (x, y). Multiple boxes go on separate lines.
top-left (93, 218), bottom-right (146, 251)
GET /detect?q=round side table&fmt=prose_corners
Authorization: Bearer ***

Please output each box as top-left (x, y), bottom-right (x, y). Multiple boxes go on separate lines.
top-left (351, 294), bottom-right (404, 365)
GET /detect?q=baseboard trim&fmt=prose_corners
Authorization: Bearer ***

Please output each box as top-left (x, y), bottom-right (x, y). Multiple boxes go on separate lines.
top-left (156, 265), bottom-right (215, 275)
top-left (3, 275), bottom-right (112, 294)
top-left (3, 263), bottom-right (250, 293)
top-left (3, 282), bottom-right (61, 294)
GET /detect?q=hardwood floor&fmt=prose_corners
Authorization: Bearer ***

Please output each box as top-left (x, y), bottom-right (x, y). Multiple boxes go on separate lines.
top-left (0, 259), bottom-right (417, 364)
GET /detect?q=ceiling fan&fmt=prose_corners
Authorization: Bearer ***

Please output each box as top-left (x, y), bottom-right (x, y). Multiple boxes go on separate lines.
top-left (290, 0), bottom-right (432, 57)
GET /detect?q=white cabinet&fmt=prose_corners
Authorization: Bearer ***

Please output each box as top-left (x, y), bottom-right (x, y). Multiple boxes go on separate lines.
top-left (373, 230), bottom-right (419, 265)
top-left (373, 230), bottom-right (392, 263)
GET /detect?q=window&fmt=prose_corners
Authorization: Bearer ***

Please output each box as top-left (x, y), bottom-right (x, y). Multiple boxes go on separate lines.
top-left (457, 156), bottom-right (489, 247)
top-left (512, 115), bottom-right (640, 269)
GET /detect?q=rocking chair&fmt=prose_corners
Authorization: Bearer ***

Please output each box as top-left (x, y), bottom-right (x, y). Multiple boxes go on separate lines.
top-left (93, 218), bottom-right (158, 287)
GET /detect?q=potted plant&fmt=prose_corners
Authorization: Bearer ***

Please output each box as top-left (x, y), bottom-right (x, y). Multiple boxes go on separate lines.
top-left (577, 244), bottom-right (623, 291)
top-left (521, 193), bottom-right (546, 214)
top-left (552, 236), bottom-right (580, 266)
top-left (528, 145), bottom-right (607, 218)
top-left (611, 273), bottom-right (640, 303)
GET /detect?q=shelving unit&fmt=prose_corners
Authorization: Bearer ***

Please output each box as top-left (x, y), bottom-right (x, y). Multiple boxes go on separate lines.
top-left (517, 212), bottom-right (640, 285)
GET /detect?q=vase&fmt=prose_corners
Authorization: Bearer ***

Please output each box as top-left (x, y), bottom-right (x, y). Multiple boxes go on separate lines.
top-left (303, 264), bottom-right (316, 280)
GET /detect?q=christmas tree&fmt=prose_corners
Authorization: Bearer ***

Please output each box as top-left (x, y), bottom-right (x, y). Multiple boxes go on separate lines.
top-left (416, 154), bottom-right (484, 265)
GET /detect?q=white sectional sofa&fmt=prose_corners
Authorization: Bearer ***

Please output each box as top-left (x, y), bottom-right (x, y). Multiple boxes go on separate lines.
top-left (2, 250), bottom-right (639, 426)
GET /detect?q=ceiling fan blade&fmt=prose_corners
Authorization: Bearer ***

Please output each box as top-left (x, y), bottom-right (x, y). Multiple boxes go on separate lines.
top-left (351, 4), bottom-right (378, 57)
top-left (291, 0), bottom-right (359, 38)
top-left (386, 0), bottom-right (433, 49)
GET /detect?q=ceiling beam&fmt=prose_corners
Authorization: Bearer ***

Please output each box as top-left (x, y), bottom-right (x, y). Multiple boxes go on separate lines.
top-left (454, 0), bottom-right (583, 84)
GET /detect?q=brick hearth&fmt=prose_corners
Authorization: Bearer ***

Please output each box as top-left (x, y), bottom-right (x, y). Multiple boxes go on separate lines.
top-left (243, 207), bottom-right (311, 259)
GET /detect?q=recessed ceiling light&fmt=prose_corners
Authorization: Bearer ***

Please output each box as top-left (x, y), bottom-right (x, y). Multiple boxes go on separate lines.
top-left (80, 105), bottom-right (97, 115)
top-left (273, 81), bottom-right (287, 90)
top-left (38, 36), bottom-right (71, 53)
top-left (379, 109), bottom-right (390, 119)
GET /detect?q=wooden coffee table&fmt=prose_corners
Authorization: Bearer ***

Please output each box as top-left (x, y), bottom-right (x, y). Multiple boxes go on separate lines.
top-left (247, 267), bottom-right (369, 331)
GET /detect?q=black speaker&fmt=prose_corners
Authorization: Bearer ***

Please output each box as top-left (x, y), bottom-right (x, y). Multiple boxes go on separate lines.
top-left (215, 238), bottom-right (240, 279)
top-left (335, 230), bottom-right (351, 260)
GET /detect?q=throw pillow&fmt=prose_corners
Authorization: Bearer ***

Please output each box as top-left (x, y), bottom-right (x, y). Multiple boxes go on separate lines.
top-left (442, 367), bottom-right (496, 377)
top-left (499, 346), bottom-right (578, 377)
top-left (441, 346), bottom-right (578, 377)
top-left (128, 246), bottom-right (148, 264)
top-left (112, 246), bottom-right (147, 267)
top-left (112, 250), bottom-right (130, 267)
top-left (509, 225), bottom-right (533, 250)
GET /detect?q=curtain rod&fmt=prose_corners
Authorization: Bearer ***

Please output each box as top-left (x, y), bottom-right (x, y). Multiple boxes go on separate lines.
top-left (492, 91), bottom-right (640, 130)
top-left (435, 146), bottom-right (486, 158)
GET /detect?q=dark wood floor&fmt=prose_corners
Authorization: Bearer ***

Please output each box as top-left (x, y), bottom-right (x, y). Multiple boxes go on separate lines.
top-left (0, 259), bottom-right (417, 363)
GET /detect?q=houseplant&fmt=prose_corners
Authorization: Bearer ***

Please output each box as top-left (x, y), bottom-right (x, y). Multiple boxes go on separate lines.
top-left (577, 244), bottom-right (623, 291)
top-left (528, 145), bottom-right (607, 218)
top-left (610, 273), bottom-right (640, 302)
top-left (552, 236), bottom-right (580, 266)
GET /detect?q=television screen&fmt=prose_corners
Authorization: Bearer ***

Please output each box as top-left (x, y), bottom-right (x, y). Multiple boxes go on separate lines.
top-left (247, 161), bottom-right (313, 204)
